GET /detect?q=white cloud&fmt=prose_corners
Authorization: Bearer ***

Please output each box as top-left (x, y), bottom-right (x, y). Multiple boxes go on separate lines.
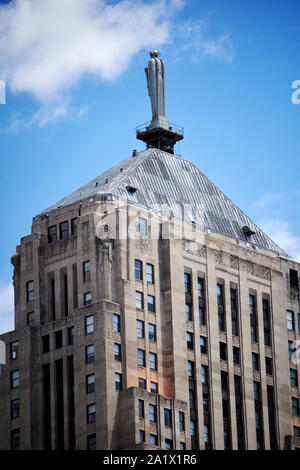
top-left (0, 0), bottom-right (181, 103)
top-left (0, 283), bottom-right (14, 335)
top-left (254, 192), bottom-right (287, 209)
top-left (260, 219), bottom-right (300, 262)
top-left (173, 17), bottom-right (234, 63)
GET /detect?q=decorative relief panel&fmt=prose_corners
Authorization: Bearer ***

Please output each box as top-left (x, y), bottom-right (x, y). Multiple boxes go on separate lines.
top-left (219, 331), bottom-right (227, 343)
top-left (232, 335), bottom-right (240, 347)
top-left (233, 364), bottom-right (241, 376)
top-left (201, 354), bottom-right (208, 365)
top-left (266, 375), bottom-right (274, 386)
top-left (265, 346), bottom-right (272, 357)
top-left (246, 261), bottom-right (271, 281)
top-left (251, 342), bottom-right (259, 354)
top-left (220, 360), bottom-right (228, 372)
top-left (135, 238), bottom-right (151, 251)
top-left (182, 240), bottom-right (207, 260)
top-left (200, 325), bottom-right (208, 337)
top-left (174, 400), bottom-right (188, 412)
top-left (215, 250), bottom-right (239, 271)
top-left (253, 370), bottom-right (261, 382)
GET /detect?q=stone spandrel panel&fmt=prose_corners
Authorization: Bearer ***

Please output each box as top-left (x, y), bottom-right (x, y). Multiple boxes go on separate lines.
top-left (215, 250), bottom-right (239, 271)
top-left (245, 260), bottom-right (271, 281)
top-left (182, 240), bottom-right (207, 261)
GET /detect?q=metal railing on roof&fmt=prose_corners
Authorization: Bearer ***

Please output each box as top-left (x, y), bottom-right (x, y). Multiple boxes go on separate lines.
top-left (136, 121), bottom-right (184, 135)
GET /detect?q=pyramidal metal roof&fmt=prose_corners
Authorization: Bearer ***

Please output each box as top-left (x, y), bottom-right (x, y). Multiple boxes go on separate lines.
top-left (41, 148), bottom-right (286, 255)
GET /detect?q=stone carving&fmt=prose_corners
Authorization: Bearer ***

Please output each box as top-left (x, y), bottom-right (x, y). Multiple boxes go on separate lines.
top-left (135, 238), bottom-right (151, 251)
top-left (145, 51), bottom-right (168, 129)
top-left (253, 370), bottom-right (261, 382)
top-left (266, 375), bottom-right (274, 386)
top-left (215, 250), bottom-right (224, 265)
top-left (220, 360), bottom-right (228, 372)
top-left (233, 364), bottom-right (241, 376)
top-left (219, 331), bottom-right (227, 343)
top-left (232, 335), bottom-right (240, 347)
top-left (201, 354), bottom-right (208, 365)
top-left (246, 260), bottom-right (271, 281)
top-left (182, 240), bottom-right (207, 259)
top-left (230, 255), bottom-right (239, 270)
top-left (246, 261), bottom-right (254, 275)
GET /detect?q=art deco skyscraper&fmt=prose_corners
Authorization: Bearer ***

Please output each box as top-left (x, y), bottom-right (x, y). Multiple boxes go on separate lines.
top-left (0, 52), bottom-right (300, 451)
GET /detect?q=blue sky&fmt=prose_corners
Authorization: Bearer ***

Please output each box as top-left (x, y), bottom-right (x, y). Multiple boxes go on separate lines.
top-left (0, 0), bottom-right (300, 333)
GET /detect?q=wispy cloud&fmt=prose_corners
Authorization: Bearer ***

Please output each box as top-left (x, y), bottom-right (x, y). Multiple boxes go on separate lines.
top-left (171, 15), bottom-right (234, 63)
top-left (0, 282), bottom-right (14, 335)
top-left (260, 219), bottom-right (300, 262)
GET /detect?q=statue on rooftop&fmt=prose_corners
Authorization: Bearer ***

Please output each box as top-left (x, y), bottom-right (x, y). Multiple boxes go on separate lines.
top-left (145, 50), bottom-right (169, 129)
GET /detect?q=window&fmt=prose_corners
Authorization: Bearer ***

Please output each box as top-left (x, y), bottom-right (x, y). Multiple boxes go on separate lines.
top-left (135, 260), bottom-right (143, 281)
top-left (68, 326), bottom-right (75, 345)
top-left (84, 292), bottom-right (92, 306)
top-left (48, 225), bottom-right (57, 243)
top-left (146, 264), bottom-right (154, 284)
top-left (188, 361), bottom-right (195, 378)
top-left (265, 357), bottom-right (273, 375)
top-left (292, 397), bottom-right (300, 416)
top-left (60, 221), bottom-right (69, 240)
top-left (86, 344), bottom-right (94, 364)
top-left (138, 378), bottom-right (146, 389)
top-left (204, 424), bottom-right (210, 445)
top-left (71, 218), bottom-right (77, 236)
top-left (164, 409), bottom-right (172, 427)
top-left (139, 430), bottom-right (145, 443)
top-left (147, 295), bottom-right (155, 313)
top-left (55, 330), bottom-right (63, 349)
top-left (139, 399), bottom-right (144, 418)
top-left (291, 369), bottom-right (298, 388)
top-left (165, 439), bottom-right (173, 450)
top-left (289, 340), bottom-right (296, 359)
top-left (190, 420), bottom-right (196, 437)
top-left (150, 434), bottom-right (158, 446)
top-left (149, 352), bottom-right (157, 370)
top-left (136, 291), bottom-right (144, 309)
top-left (137, 320), bottom-right (145, 338)
top-left (114, 314), bottom-right (121, 332)
top-left (219, 342), bottom-right (227, 361)
top-left (217, 284), bottom-right (224, 306)
top-left (150, 382), bottom-right (158, 394)
top-left (42, 335), bottom-right (50, 353)
top-left (201, 365), bottom-right (208, 384)
top-left (87, 434), bottom-right (96, 450)
top-left (148, 323), bottom-right (156, 342)
top-left (185, 304), bottom-right (192, 321)
top-left (26, 280), bottom-right (34, 302)
top-left (87, 404), bottom-right (96, 423)
top-left (11, 399), bottom-right (20, 419)
top-left (298, 314), bottom-right (300, 334)
top-left (249, 295), bottom-right (258, 342)
top-left (10, 341), bottom-right (19, 360)
top-left (180, 442), bottom-right (186, 450)
top-left (83, 261), bottom-right (91, 282)
top-left (287, 310), bottom-right (295, 331)
top-left (294, 426), bottom-right (300, 437)
top-left (86, 374), bottom-right (95, 394)
top-left (199, 307), bottom-right (206, 326)
top-left (218, 313), bottom-right (225, 332)
top-left (184, 273), bottom-right (191, 294)
top-left (252, 353), bottom-right (260, 371)
top-left (179, 412), bottom-right (185, 431)
top-left (11, 370), bottom-right (20, 389)
top-left (27, 311), bottom-right (34, 326)
top-left (262, 298), bottom-right (271, 346)
top-left (85, 315), bottom-right (94, 334)
top-left (189, 390), bottom-right (196, 409)
top-left (138, 217), bottom-right (147, 235)
top-left (200, 336), bottom-right (207, 354)
top-left (149, 404), bottom-right (157, 422)
top-left (198, 278), bottom-right (204, 298)
top-left (114, 343), bottom-right (121, 361)
top-left (203, 397), bottom-right (209, 413)
top-left (138, 349), bottom-right (146, 367)
top-left (233, 346), bottom-right (240, 365)
top-left (187, 332), bottom-right (194, 350)
top-left (231, 288), bottom-right (239, 336)
top-left (115, 373), bottom-right (122, 391)
top-left (11, 429), bottom-right (20, 449)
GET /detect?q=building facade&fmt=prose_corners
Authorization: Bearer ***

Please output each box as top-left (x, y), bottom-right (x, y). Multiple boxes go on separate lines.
top-left (0, 145), bottom-right (300, 450)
